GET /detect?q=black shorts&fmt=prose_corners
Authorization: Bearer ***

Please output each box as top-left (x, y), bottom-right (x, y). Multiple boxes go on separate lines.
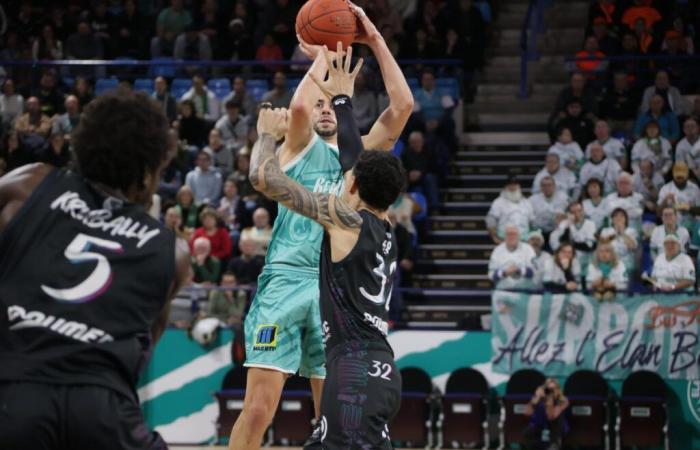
top-left (320, 343), bottom-right (402, 450)
top-left (0, 382), bottom-right (167, 450)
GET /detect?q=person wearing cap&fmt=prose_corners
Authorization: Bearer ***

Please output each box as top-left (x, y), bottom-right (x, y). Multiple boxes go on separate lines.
top-left (650, 207), bottom-right (690, 259)
top-left (529, 176), bottom-right (570, 238)
top-left (674, 117), bottom-right (700, 179)
top-left (185, 148), bottom-right (223, 205)
top-left (650, 233), bottom-right (695, 292)
top-left (528, 229), bottom-right (552, 290)
top-left (585, 119), bottom-right (627, 170)
top-left (579, 142), bottom-right (622, 195)
top-left (488, 225), bottom-right (536, 291)
top-left (486, 176), bottom-right (534, 244)
top-left (658, 161), bottom-right (700, 228)
top-left (631, 121), bottom-right (672, 177)
top-left (532, 151), bottom-right (578, 199)
top-left (586, 242), bottom-right (628, 300)
top-left (549, 201), bottom-right (597, 274)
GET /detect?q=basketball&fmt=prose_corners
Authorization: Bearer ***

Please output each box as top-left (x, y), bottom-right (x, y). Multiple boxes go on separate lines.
top-left (295, 0), bottom-right (357, 50)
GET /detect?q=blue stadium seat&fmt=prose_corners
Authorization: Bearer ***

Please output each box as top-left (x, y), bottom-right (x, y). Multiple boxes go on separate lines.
top-left (149, 57), bottom-right (176, 78)
top-left (62, 76), bottom-right (75, 89)
top-left (391, 139), bottom-right (405, 158)
top-left (246, 79), bottom-right (268, 102)
top-left (407, 78), bottom-right (420, 91)
top-left (208, 78), bottom-right (232, 100)
top-left (95, 78), bottom-right (119, 96)
top-left (286, 77), bottom-right (302, 91)
top-left (134, 78), bottom-right (155, 94)
top-left (171, 78), bottom-right (192, 99)
top-left (437, 78), bottom-right (460, 100)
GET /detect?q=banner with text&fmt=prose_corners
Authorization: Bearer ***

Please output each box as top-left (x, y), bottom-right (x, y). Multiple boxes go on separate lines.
top-left (491, 290), bottom-right (700, 379)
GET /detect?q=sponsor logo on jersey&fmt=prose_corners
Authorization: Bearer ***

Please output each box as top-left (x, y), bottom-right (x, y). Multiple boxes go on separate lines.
top-left (50, 191), bottom-right (161, 248)
top-left (364, 312), bottom-right (389, 336)
top-left (253, 324), bottom-right (278, 351)
top-left (313, 177), bottom-right (344, 196)
top-left (7, 305), bottom-right (114, 343)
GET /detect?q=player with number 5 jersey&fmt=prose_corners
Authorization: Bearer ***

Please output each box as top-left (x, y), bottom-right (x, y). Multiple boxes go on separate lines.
top-left (0, 93), bottom-right (190, 450)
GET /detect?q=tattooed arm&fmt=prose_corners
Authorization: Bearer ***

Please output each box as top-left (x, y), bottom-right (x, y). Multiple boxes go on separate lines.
top-left (250, 109), bottom-right (363, 230)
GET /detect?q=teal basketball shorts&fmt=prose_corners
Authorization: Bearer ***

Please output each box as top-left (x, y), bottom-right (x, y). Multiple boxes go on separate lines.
top-left (244, 269), bottom-right (326, 378)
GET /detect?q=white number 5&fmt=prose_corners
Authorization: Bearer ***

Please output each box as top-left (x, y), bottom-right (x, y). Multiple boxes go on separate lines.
top-left (41, 233), bottom-right (123, 303)
top-left (368, 360), bottom-right (392, 380)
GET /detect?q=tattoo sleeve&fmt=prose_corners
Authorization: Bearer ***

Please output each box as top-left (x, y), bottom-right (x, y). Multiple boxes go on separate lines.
top-left (250, 132), bottom-right (362, 229)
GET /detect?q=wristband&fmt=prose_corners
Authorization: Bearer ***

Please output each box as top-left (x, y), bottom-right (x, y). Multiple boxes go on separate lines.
top-left (332, 94), bottom-right (352, 108)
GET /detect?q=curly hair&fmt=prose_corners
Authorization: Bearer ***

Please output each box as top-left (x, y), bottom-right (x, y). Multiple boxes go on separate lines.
top-left (353, 150), bottom-right (406, 211)
top-left (72, 92), bottom-right (170, 194)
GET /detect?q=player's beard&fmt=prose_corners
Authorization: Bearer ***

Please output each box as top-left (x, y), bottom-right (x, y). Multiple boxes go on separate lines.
top-left (314, 123), bottom-right (337, 138)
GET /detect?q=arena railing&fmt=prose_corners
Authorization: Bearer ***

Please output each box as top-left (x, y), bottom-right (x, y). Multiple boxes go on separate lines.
top-left (518, 0), bottom-right (553, 98)
top-left (0, 57), bottom-right (463, 83)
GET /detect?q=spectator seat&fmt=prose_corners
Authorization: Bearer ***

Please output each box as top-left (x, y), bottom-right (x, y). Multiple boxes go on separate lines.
top-left (272, 375), bottom-right (314, 446)
top-left (563, 369), bottom-right (610, 450)
top-left (246, 79), bottom-right (268, 102)
top-left (134, 78), bottom-right (155, 94)
top-left (616, 370), bottom-right (669, 450)
top-left (390, 367), bottom-right (435, 448)
top-left (391, 139), bottom-right (405, 158)
top-left (438, 367), bottom-right (490, 449)
top-left (208, 78), bottom-right (232, 100)
top-left (286, 78), bottom-right (302, 91)
top-left (62, 76), bottom-right (75, 89)
top-left (95, 77), bottom-right (119, 96)
top-left (498, 369), bottom-right (545, 449)
top-left (437, 77), bottom-right (460, 100)
top-left (407, 78), bottom-right (420, 91)
top-left (171, 78), bottom-right (193, 99)
top-left (149, 57), bottom-right (176, 78)
top-left (214, 365), bottom-right (248, 444)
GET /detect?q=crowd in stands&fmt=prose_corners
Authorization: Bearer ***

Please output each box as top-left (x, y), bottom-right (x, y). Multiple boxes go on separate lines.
top-left (490, 0), bottom-right (700, 298)
top-left (0, 0), bottom-right (494, 324)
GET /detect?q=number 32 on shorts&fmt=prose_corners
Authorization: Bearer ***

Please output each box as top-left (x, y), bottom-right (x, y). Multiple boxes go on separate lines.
top-left (368, 360), bottom-right (392, 380)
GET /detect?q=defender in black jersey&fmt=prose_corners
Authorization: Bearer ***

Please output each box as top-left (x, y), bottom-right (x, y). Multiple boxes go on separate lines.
top-left (0, 93), bottom-right (190, 450)
top-left (249, 47), bottom-right (408, 449)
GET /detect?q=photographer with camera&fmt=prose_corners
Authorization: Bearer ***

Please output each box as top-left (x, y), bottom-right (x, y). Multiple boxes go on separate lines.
top-left (523, 378), bottom-right (570, 450)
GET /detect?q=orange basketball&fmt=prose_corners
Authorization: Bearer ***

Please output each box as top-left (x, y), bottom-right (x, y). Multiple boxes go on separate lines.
top-left (295, 0), bottom-right (357, 50)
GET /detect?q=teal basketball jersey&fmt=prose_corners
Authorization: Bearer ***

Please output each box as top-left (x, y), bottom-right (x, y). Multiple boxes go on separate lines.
top-left (265, 133), bottom-right (344, 272)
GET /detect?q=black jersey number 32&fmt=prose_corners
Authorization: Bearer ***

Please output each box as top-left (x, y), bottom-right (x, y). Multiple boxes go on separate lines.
top-left (359, 252), bottom-right (397, 311)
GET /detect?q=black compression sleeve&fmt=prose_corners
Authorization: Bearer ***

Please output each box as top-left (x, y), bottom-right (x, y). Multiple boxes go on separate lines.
top-left (332, 94), bottom-right (364, 173)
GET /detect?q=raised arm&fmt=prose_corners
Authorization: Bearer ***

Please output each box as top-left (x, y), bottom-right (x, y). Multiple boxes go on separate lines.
top-left (349, 3), bottom-right (414, 151)
top-left (310, 44), bottom-right (365, 173)
top-left (250, 108), bottom-right (362, 231)
top-left (282, 42), bottom-right (329, 155)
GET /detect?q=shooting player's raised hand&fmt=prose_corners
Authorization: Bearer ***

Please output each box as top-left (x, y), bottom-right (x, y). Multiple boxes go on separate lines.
top-left (309, 42), bottom-right (363, 100)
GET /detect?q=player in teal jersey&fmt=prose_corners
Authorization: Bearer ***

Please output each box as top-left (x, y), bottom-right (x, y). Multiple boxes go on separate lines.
top-left (229, 4), bottom-right (413, 450)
